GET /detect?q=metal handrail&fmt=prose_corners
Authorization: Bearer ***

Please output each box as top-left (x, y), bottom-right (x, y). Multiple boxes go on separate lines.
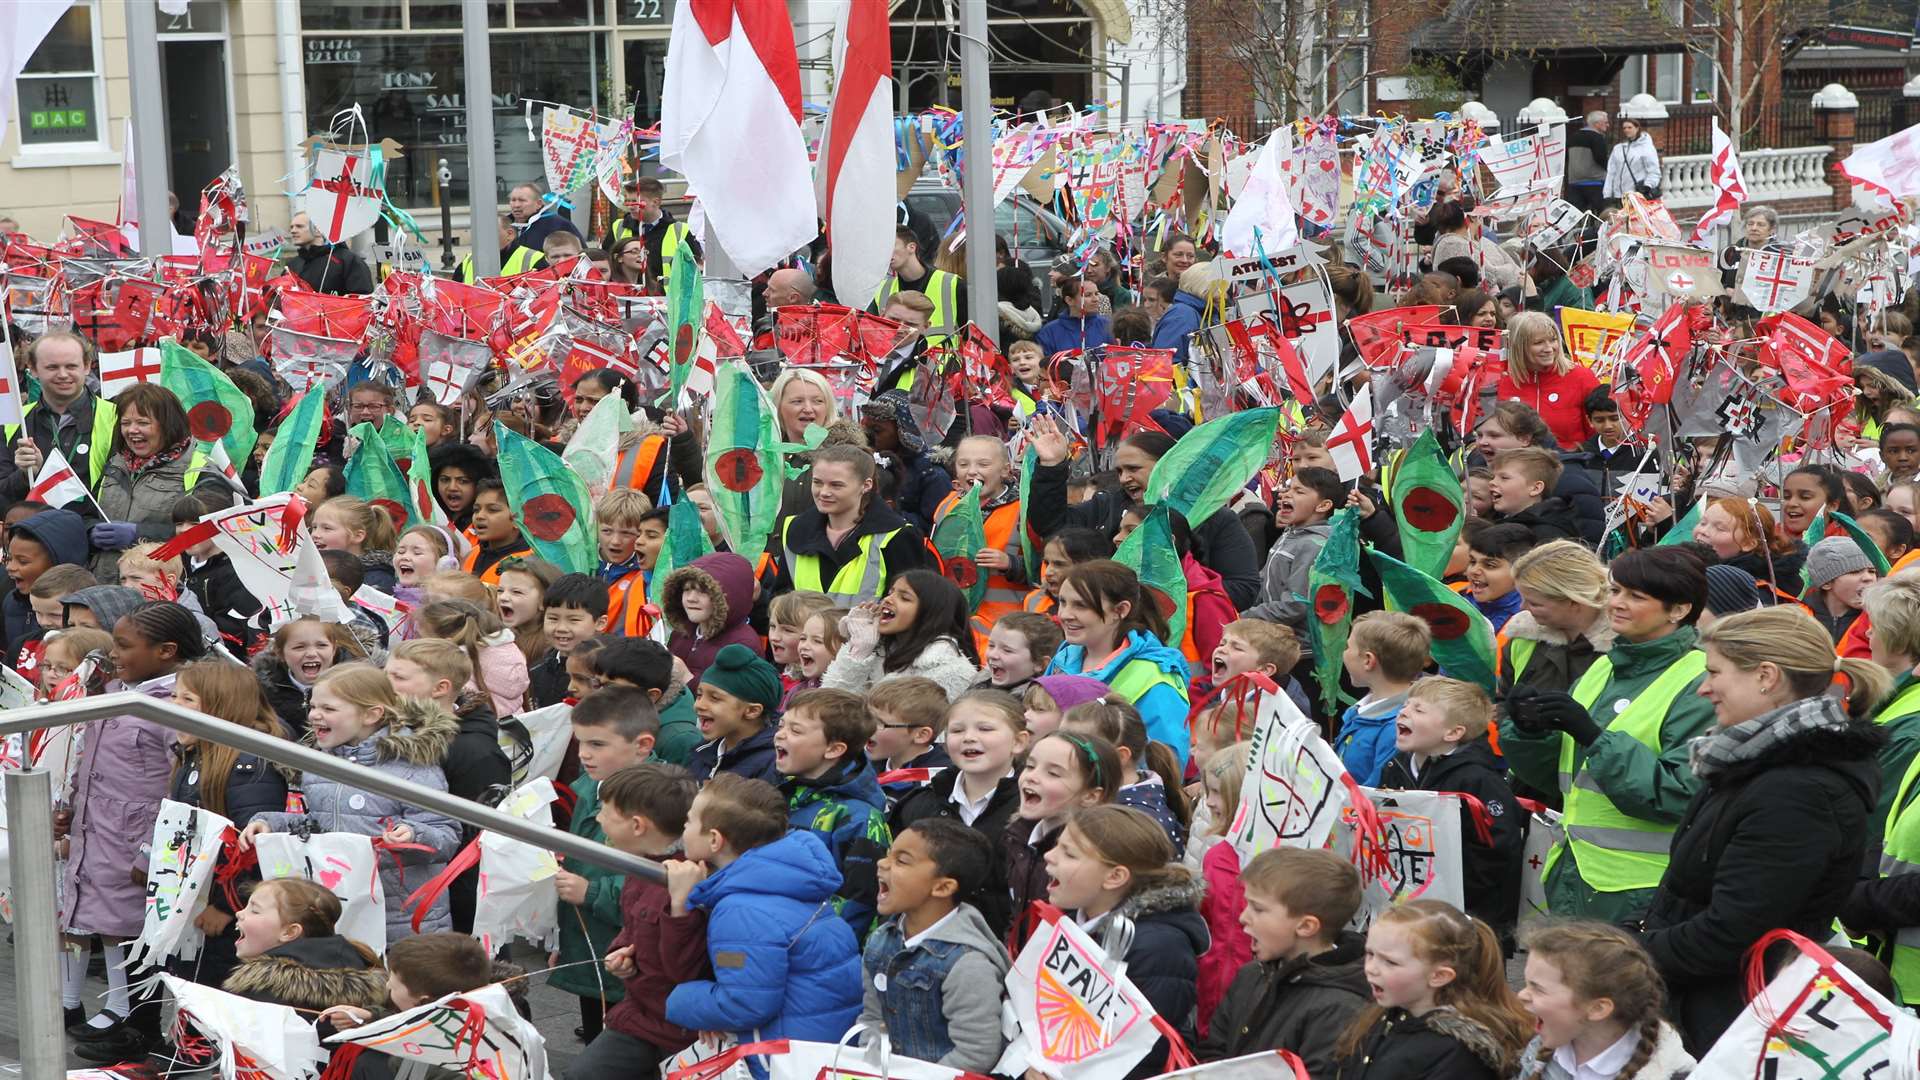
top-left (0, 691), bottom-right (668, 1076)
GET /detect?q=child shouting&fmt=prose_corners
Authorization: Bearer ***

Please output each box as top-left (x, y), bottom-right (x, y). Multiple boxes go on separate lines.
top-left (687, 643), bottom-right (784, 782)
top-left (775, 688), bottom-right (892, 939)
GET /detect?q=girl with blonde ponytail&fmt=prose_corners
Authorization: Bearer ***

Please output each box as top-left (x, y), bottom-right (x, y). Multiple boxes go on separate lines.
top-left (1638, 606), bottom-right (1891, 1051)
top-left (1514, 921), bottom-right (1694, 1079)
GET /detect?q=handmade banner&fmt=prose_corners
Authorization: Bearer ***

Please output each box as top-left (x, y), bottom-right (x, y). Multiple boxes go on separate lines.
top-left (472, 777), bottom-right (562, 954)
top-left (997, 903), bottom-right (1177, 1080)
top-left (1520, 806), bottom-right (1562, 921)
top-left (1642, 244), bottom-right (1725, 301)
top-left (1557, 308), bottom-right (1635, 368)
top-left (330, 982), bottom-right (547, 1079)
top-left (177, 494), bottom-right (354, 627)
top-left (162, 975), bottom-right (327, 1080)
top-left (1690, 931), bottom-right (1919, 1078)
top-left (305, 148), bottom-right (383, 244)
top-left (502, 702), bottom-right (574, 788)
top-left (1228, 682), bottom-right (1353, 859)
top-left (1335, 788), bottom-right (1467, 931)
top-left (255, 831), bottom-right (387, 955)
top-left (1737, 250), bottom-right (1815, 313)
top-left (668, 1034), bottom-right (989, 1080)
top-left (126, 800), bottom-right (233, 972)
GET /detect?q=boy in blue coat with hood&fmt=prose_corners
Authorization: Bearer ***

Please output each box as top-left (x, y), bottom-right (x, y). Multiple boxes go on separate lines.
top-left (1335, 612), bottom-right (1430, 785)
top-left (776, 689), bottom-right (893, 941)
top-left (2, 507), bottom-right (90, 660)
top-left (665, 774), bottom-right (864, 1043)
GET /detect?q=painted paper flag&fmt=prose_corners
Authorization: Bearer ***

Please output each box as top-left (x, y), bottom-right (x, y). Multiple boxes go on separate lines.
top-left (1691, 930), bottom-right (1914, 1078)
top-left (159, 338), bottom-right (258, 471)
top-left (495, 422), bottom-right (597, 574)
top-left (1369, 548), bottom-right (1497, 691)
top-left (931, 482), bottom-right (989, 612)
top-left (329, 982), bottom-right (547, 1079)
top-left (1558, 307), bottom-right (1636, 368)
top-left (1387, 430), bottom-right (1465, 581)
top-left (162, 975), bottom-right (328, 1080)
top-left (1229, 679), bottom-right (1352, 859)
top-left (257, 387), bottom-right (327, 511)
top-left (471, 778), bottom-right (562, 954)
top-left (1115, 505), bottom-right (1189, 650)
top-left (1143, 407), bottom-right (1281, 529)
top-left (1307, 508), bottom-right (1365, 715)
top-left (1335, 788), bottom-right (1467, 931)
top-left (648, 495), bottom-right (715, 607)
top-left (254, 831), bottom-right (386, 955)
top-left (542, 107), bottom-right (600, 194)
top-left (997, 902), bottom-right (1170, 1080)
top-left (126, 800), bottom-right (233, 971)
top-left (345, 421), bottom-right (414, 531)
top-left (664, 244), bottom-right (705, 405)
top-left (702, 359), bottom-right (784, 557)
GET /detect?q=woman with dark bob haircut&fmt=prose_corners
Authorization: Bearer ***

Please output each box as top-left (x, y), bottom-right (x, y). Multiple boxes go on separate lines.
top-left (1498, 547), bottom-right (1715, 923)
top-left (92, 383), bottom-right (235, 581)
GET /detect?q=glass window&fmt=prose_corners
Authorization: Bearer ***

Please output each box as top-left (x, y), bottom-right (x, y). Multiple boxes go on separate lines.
top-left (1620, 56), bottom-right (1680, 103)
top-left (408, 0), bottom-right (508, 27)
top-left (301, 0), bottom-right (402, 31)
top-left (1335, 48), bottom-right (1368, 116)
top-left (1690, 55), bottom-right (1715, 103)
top-left (158, 0), bottom-right (226, 34)
top-left (17, 2), bottom-right (102, 147)
top-left (617, 0), bottom-right (671, 25)
top-left (513, 0), bottom-right (596, 26)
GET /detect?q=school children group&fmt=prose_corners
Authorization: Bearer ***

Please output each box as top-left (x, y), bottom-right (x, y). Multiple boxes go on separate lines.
top-left (15, 273), bottom-right (1920, 1080)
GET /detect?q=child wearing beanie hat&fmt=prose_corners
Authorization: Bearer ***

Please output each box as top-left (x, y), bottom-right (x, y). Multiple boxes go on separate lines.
top-left (687, 643), bottom-right (786, 783)
top-left (1806, 536), bottom-right (1879, 644)
top-left (1700, 565), bottom-right (1762, 630)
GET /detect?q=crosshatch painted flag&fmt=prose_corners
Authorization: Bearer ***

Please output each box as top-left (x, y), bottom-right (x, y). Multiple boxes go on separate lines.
top-left (495, 422), bottom-right (596, 574)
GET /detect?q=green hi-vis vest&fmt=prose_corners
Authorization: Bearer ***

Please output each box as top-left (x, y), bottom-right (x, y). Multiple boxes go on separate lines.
top-left (1544, 650), bottom-right (1705, 894)
top-left (3, 399), bottom-right (118, 488)
top-left (782, 517), bottom-right (902, 607)
top-left (1875, 682), bottom-right (1920, 1002)
top-left (874, 269), bottom-right (961, 347)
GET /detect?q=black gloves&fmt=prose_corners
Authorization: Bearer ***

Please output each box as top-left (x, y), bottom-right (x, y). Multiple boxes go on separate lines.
top-left (1506, 685), bottom-right (1604, 745)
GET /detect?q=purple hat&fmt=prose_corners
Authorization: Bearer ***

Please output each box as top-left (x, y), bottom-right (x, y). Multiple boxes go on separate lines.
top-left (1033, 674), bottom-right (1111, 710)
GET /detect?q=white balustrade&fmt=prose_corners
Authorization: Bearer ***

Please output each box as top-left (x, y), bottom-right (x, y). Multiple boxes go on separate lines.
top-left (1655, 145), bottom-right (1834, 209)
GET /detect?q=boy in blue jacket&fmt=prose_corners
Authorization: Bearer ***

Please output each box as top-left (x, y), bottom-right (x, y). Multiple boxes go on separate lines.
top-left (1335, 612), bottom-right (1430, 785)
top-left (664, 774), bottom-right (864, 1042)
top-left (775, 688), bottom-right (893, 941)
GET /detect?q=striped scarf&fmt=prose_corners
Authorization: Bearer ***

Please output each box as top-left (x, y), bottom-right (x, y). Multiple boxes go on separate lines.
top-left (1688, 693), bottom-right (1849, 780)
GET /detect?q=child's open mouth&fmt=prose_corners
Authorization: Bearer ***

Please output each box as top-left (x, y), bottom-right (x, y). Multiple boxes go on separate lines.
top-left (1396, 721), bottom-right (1413, 738)
top-left (296, 657), bottom-right (326, 680)
top-left (1211, 657), bottom-right (1229, 680)
top-left (987, 660), bottom-right (1007, 681)
top-left (956, 744), bottom-right (985, 764)
top-left (774, 745), bottom-right (789, 762)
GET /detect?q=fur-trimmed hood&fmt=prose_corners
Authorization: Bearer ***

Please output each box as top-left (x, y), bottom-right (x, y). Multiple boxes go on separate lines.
top-left (222, 935), bottom-right (389, 1014)
top-left (1114, 875), bottom-right (1211, 960)
top-left (1423, 1006), bottom-right (1514, 1073)
top-left (662, 552), bottom-right (756, 638)
top-left (1515, 1020), bottom-right (1696, 1079)
top-left (1117, 875), bottom-right (1208, 920)
top-left (324, 695), bottom-right (460, 768)
top-left (1500, 607), bottom-right (1615, 653)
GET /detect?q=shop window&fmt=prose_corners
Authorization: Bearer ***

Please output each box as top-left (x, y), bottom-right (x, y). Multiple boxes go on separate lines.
top-left (16, 1), bottom-right (106, 149)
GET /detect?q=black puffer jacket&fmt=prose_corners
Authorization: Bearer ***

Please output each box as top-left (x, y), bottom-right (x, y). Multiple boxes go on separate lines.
top-left (444, 690), bottom-right (513, 809)
top-left (1333, 1006), bottom-right (1514, 1080)
top-left (1201, 931), bottom-right (1369, 1071)
top-left (1378, 740), bottom-right (1524, 935)
top-left (1640, 702), bottom-right (1885, 1054)
top-left (889, 769), bottom-right (1020, 940)
top-left (253, 653), bottom-right (314, 738)
top-left (183, 551), bottom-right (263, 656)
top-left (1107, 878), bottom-right (1210, 1080)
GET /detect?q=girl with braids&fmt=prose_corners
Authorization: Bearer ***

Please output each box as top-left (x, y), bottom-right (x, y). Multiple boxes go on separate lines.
top-left (1331, 900), bottom-right (1532, 1079)
top-left (61, 602), bottom-right (207, 1062)
top-left (1642, 606), bottom-right (1890, 1051)
top-left (417, 598), bottom-right (528, 719)
top-left (1514, 922), bottom-right (1694, 1079)
top-left (1045, 560), bottom-right (1194, 769)
top-left (1043, 805), bottom-right (1209, 1079)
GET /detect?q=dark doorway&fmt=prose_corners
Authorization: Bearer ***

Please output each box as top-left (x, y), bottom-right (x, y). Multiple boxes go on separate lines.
top-left (160, 40), bottom-right (232, 203)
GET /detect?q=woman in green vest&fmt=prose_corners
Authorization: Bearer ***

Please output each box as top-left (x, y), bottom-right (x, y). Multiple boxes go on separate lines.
top-left (1863, 572), bottom-right (1920, 837)
top-left (1499, 547), bottom-right (1716, 923)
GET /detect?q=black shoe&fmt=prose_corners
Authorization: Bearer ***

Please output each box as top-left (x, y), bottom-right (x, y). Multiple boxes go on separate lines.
top-left (67, 1011), bottom-right (127, 1040)
top-left (574, 1024), bottom-right (588, 1039)
top-left (63, 1005), bottom-right (85, 1032)
top-left (73, 1025), bottom-right (151, 1064)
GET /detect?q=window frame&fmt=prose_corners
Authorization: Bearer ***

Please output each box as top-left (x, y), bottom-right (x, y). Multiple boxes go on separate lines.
top-left (1621, 53), bottom-right (1686, 106)
top-left (11, 0), bottom-right (114, 166)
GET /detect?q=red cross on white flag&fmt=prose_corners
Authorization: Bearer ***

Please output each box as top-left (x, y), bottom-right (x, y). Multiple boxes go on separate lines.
top-left (1327, 386), bottom-right (1375, 482)
top-left (1689, 119), bottom-right (1749, 245)
top-left (1738, 251), bottom-right (1811, 313)
top-left (26, 446), bottom-right (86, 508)
top-left (305, 149), bottom-right (382, 242)
top-left (99, 347), bottom-right (163, 399)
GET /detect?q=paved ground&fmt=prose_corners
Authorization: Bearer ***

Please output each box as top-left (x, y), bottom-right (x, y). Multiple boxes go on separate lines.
top-left (0, 934), bottom-right (594, 1075)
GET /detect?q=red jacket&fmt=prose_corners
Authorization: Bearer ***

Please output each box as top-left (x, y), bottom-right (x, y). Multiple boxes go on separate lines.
top-left (1496, 363), bottom-right (1600, 449)
top-left (604, 864), bottom-right (712, 1051)
top-left (1196, 838), bottom-right (1253, 1038)
top-left (1183, 555), bottom-right (1237, 667)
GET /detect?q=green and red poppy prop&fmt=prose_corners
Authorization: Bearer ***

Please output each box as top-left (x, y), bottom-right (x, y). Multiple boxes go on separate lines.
top-left (495, 421), bottom-right (597, 574)
top-left (702, 359), bottom-right (784, 559)
top-left (159, 338), bottom-right (258, 477)
top-left (1142, 407), bottom-right (1282, 528)
top-left (664, 239), bottom-right (704, 404)
top-left (1368, 547), bottom-right (1498, 691)
top-left (1387, 429), bottom-right (1464, 581)
top-left (256, 385), bottom-right (326, 498)
top-left (1307, 508), bottom-right (1367, 713)
top-left (648, 494), bottom-right (714, 607)
top-left (932, 482), bottom-right (989, 612)
top-left (344, 421), bottom-right (415, 532)
top-left (1116, 505), bottom-right (1190, 650)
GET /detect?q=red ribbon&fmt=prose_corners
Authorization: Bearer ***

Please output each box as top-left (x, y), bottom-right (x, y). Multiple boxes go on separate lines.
top-left (1450, 791), bottom-right (1496, 847)
top-left (1742, 927), bottom-right (1893, 1046)
top-left (369, 831), bottom-right (435, 900)
top-left (212, 827), bottom-right (258, 912)
top-left (401, 835), bottom-right (481, 933)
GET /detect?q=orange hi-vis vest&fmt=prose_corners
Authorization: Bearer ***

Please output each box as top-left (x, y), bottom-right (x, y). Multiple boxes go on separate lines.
top-left (605, 568), bottom-right (655, 637)
top-left (462, 544), bottom-right (533, 587)
top-left (1023, 589), bottom-right (1055, 616)
top-left (936, 489), bottom-right (1027, 650)
top-left (614, 433), bottom-right (669, 497)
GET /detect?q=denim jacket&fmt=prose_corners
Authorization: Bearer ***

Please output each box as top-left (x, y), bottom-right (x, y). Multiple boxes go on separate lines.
top-left (857, 902), bottom-right (1010, 1071)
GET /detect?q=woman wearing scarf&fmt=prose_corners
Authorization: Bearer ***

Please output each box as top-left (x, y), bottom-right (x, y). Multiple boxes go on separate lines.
top-left (1639, 606), bottom-right (1889, 1053)
top-left (90, 384), bottom-right (234, 583)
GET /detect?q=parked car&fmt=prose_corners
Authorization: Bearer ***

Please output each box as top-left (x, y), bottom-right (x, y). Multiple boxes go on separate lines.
top-left (904, 180), bottom-right (1071, 314)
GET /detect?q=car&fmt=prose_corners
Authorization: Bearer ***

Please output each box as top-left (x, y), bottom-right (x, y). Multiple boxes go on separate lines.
top-left (904, 180), bottom-right (1072, 314)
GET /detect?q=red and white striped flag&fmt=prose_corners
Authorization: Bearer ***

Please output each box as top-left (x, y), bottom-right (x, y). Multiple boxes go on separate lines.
top-left (27, 446), bottom-right (88, 508)
top-left (1689, 119), bottom-right (1748, 246)
top-left (817, 0), bottom-right (895, 309)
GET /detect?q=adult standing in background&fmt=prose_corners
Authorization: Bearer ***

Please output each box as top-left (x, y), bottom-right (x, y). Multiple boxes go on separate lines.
top-left (505, 181), bottom-right (584, 266)
top-left (1566, 111), bottom-right (1610, 213)
top-left (1604, 117), bottom-right (1663, 201)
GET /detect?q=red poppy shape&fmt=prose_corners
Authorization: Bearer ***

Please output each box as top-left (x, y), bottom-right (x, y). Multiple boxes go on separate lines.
top-left (187, 401), bottom-right (232, 443)
top-left (522, 492), bottom-right (577, 542)
top-left (372, 499), bottom-right (407, 531)
top-left (1410, 602), bottom-right (1471, 640)
top-left (1402, 486), bottom-right (1459, 532)
top-left (946, 556), bottom-right (980, 588)
top-left (673, 324), bottom-right (696, 366)
top-left (1314, 583), bottom-right (1349, 625)
top-left (714, 448), bottom-right (764, 493)
top-left (1144, 585), bottom-right (1178, 621)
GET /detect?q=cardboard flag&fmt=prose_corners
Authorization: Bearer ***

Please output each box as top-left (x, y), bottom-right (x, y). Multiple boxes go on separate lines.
top-left (1387, 430), bottom-right (1465, 581)
top-left (1228, 680), bottom-right (1353, 859)
top-left (1369, 548), bottom-right (1497, 690)
top-left (126, 800), bottom-right (233, 971)
top-left (330, 982), bottom-right (547, 1079)
top-left (26, 445), bottom-right (89, 510)
top-left (931, 482), bottom-right (988, 612)
top-left (159, 338), bottom-right (258, 470)
top-left (541, 107), bottom-right (600, 194)
top-left (1307, 508), bottom-right (1366, 715)
top-left (998, 902), bottom-right (1179, 1080)
top-left (1642, 243), bottom-right (1725, 300)
top-left (305, 147), bottom-right (383, 243)
top-left (1558, 308), bottom-right (1636, 368)
top-left (345, 421), bottom-right (414, 530)
top-left (1691, 930), bottom-right (1916, 1078)
top-left (1115, 505), bottom-right (1190, 652)
top-left (1143, 408), bottom-right (1281, 529)
top-left (703, 359), bottom-right (786, 557)
top-left (255, 831), bottom-right (387, 954)
top-left (648, 494), bottom-right (715, 607)
top-left (257, 385), bottom-right (327, 498)
top-left (1336, 788), bottom-right (1468, 931)
top-left (495, 422), bottom-right (597, 574)
top-left (162, 975), bottom-right (328, 1080)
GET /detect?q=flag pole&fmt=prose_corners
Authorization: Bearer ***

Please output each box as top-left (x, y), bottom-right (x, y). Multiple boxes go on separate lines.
top-left (957, 0), bottom-right (1000, 349)
top-left (462, 0), bottom-right (500, 278)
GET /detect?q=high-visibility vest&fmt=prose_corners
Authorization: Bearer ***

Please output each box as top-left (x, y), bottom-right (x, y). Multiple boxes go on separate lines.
top-left (462, 544), bottom-right (532, 587)
top-left (613, 434), bottom-right (668, 498)
top-left (1023, 589), bottom-right (1055, 616)
top-left (457, 255), bottom-right (477, 284)
top-left (781, 516), bottom-right (901, 606)
top-left (1543, 651), bottom-right (1705, 894)
top-left (935, 490), bottom-right (1026, 646)
top-left (1878, 697), bottom-right (1920, 1001)
top-left (501, 245), bottom-right (541, 277)
top-left (604, 569), bottom-right (655, 638)
top-left (1108, 655), bottom-right (1188, 712)
top-left (874, 269), bottom-right (961, 347)
top-left (611, 217), bottom-right (688, 287)
top-left (4, 398), bottom-right (117, 489)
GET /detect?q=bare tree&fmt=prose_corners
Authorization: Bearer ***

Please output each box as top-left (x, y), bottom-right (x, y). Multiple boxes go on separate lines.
top-left (1185, 0), bottom-right (1380, 121)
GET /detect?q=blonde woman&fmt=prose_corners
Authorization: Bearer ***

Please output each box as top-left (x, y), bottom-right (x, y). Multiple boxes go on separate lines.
top-left (1499, 540), bottom-right (1614, 699)
top-left (1646, 606), bottom-right (1888, 1049)
top-left (1497, 311), bottom-right (1601, 449)
top-left (768, 366), bottom-right (839, 444)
